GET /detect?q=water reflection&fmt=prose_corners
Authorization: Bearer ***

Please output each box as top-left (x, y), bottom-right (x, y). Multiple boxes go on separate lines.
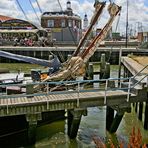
top-left (0, 64), bottom-right (148, 147)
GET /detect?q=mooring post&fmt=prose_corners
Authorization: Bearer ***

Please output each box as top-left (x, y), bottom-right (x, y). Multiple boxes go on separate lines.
top-left (67, 54), bottom-right (71, 60)
top-left (49, 54), bottom-right (53, 61)
top-left (106, 106), bottom-right (114, 131)
top-left (67, 108), bottom-right (87, 139)
top-left (104, 62), bottom-right (110, 79)
top-left (135, 103), bottom-right (138, 113)
top-left (26, 82), bottom-right (34, 96)
top-left (144, 102), bottom-right (148, 130)
top-left (100, 53), bottom-right (106, 79)
top-left (26, 113), bottom-right (42, 144)
top-left (138, 102), bottom-right (143, 121)
top-left (88, 63), bottom-right (93, 80)
top-left (109, 113), bottom-right (123, 133)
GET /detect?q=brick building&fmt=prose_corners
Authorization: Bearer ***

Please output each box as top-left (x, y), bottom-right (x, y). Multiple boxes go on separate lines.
top-left (41, 1), bottom-right (82, 45)
top-left (138, 31), bottom-right (148, 43)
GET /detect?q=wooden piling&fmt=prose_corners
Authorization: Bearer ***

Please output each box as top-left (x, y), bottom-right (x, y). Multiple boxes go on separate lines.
top-left (26, 83), bottom-right (34, 96)
top-left (104, 63), bottom-right (110, 79)
top-left (106, 106), bottom-right (114, 131)
top-left (67, 109), bottom-right (84, 139)
top-left (26, 113), bottom-right (42, 144)
top-left (109, 113), bottom-right (123, 133)
top-left (49, 54), bottom-right (53, 61)
top-left (67, 54), bottom-right (71, 60)
top-left (27, 121), bottom-right (37, 144)
top-left (88, 63), bottom-right (93, 79)
top-left (135, 103), bottom-right (138, 113)
top-left (138, 102), bottom-right (143, 121)
top-left (100, 54), bottom-right (106, 79)
top-left (144, 102), bottom-right (148, 130)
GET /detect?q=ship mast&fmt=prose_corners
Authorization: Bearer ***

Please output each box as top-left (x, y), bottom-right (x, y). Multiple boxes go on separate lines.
top-left (73, 1), bottom-right (106, 56)
top-left (125, 0), bottom-right (129, 47)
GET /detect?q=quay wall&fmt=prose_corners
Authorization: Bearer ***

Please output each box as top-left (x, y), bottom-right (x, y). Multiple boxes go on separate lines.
top-left (0, 47), bottom-right (148, 64)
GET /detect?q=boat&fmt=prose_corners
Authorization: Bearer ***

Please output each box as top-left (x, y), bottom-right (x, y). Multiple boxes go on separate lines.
top-left (0, 1), bottom-right (121, 92)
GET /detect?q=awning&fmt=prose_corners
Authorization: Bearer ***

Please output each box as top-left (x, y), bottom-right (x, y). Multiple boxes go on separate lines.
top-left (0, 29), bottom-right (39, 33)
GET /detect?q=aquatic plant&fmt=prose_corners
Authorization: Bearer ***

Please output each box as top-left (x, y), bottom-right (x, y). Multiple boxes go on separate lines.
top-left (93, 127), bottom-right (146, 148)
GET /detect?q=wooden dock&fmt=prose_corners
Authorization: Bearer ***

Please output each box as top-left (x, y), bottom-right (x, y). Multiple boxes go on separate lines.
top-left (0, 89), bottom-right (136, 117)
top-left (0, 56), bottom-right (147, 143)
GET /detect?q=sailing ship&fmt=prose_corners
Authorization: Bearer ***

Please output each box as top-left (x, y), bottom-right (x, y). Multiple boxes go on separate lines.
top-left (0, 1), bottom-right (121, 90)
top-left (41, 1), bottom-right (121, 82)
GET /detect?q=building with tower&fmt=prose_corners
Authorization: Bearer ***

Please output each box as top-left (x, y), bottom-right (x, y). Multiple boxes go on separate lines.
top-left (41, 0), bottom-right (82, 45)
top-left (83, 14), bottom-right (88, 31)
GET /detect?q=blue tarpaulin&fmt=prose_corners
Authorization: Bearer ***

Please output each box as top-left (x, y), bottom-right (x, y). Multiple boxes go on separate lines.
top-left (0, 50), bottom-right (61, 71)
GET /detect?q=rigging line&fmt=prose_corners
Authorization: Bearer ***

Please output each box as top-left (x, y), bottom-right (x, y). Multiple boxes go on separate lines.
top-left (115, 12), bottom-right (121, 32)
top-left (107, 12), bottom-right (121, 63)
top-left (56, 0), bottom-right (77, 47)
top-left (109, 0), bottom-right (112, 3)
top-left (28, 0), bottom-right (40, 24)
top-left (35, 0), bottom-right (42, 13)
top-left (57, 0), bottom-right (63, 11)
top-left (16, 0), bottom-right (29, 21)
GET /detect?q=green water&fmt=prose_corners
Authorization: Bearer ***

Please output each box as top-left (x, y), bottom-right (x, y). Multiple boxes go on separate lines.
top-left (0, 63), bottom-right (148, 147)
top-left (0, 63), bottom-right (44, 74)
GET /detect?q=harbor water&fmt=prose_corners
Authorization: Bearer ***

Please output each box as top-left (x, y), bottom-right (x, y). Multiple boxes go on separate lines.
top-left (0, 63), bottom-right (148, 147)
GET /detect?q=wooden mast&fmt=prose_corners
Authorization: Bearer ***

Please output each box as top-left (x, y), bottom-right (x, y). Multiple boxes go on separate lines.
top-left (73, 1), bottom-right (106, 56)
top-left (81, 3), bottom-right (121, 63)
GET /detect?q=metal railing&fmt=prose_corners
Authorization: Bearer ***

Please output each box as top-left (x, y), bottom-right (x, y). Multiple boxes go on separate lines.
top-left (0, 65), bottom-right (147, 113)
top-left (127, 64), bottom-right (148, 102)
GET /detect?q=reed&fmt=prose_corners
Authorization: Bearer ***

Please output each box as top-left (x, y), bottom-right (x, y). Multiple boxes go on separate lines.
top-left (93, 127), bottom-right (146, 148)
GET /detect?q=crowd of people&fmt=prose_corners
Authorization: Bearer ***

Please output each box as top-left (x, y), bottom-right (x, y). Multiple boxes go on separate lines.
top-left (0, 34), bottom-right (54, 47)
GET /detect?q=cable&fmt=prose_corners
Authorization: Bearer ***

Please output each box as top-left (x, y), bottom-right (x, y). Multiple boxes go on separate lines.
top-left (57, 0), bottom-right (63, 11)
top-left (35, 0), bottom-right (43, 13)
top-left (107, 12), bottom-right (121, 63)
top-left (16, 0), bottom-right (29, 21)
top-left (28, 0), bottom-right (40, 24)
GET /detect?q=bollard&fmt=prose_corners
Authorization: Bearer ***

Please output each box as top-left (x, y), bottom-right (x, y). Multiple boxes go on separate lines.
top-left (26, 82), bottom-right (34, 97)
top-left (100, 54), bottom-right (106, 79)
top-left (49, 54), bottom-right (53, 61)
top-left (104, 62), bottom-right (110, 79)
top-left (88, 63), bottom-right (93, 80)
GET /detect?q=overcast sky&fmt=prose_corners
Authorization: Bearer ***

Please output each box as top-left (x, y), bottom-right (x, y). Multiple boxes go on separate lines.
top-left (0, 0), bottom-right (148, 35)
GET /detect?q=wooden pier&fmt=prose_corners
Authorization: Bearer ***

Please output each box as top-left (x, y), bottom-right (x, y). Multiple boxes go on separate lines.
top-left (0, 46), bottom-right (148, 64)
top-left (0, 56), bottom-right (147, 144)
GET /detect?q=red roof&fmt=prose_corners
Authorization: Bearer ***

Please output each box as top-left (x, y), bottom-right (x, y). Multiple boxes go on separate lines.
top-left (0, 15), bottom-right (14, 22)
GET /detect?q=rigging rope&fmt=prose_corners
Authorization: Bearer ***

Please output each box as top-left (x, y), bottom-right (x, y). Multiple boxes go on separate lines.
top-left (16, 0), bottom-right (29, 21)
top-left (35, 0), bottom-right (42, 13)
top-left (28, 0), bottom-right (40, 24)
top-left (106, 11), bottom-right (121, 63)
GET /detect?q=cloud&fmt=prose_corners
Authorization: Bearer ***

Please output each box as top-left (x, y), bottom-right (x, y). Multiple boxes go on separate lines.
top-left (0, 0), bottom-right (148, 34)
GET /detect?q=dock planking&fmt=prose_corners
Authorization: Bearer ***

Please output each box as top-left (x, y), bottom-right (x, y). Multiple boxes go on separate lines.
top-left (0, 89), bottom-right (139, 117)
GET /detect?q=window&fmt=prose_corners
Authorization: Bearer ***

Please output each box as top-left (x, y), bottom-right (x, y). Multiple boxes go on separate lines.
top-left (61, 19), bottom-right (66, 27)
top-left (47, 20), bottom-right (54, 27)
top-left (73, 20), bottom-right (75, 27)
top-left (68, 20), bottom-right (72, 27)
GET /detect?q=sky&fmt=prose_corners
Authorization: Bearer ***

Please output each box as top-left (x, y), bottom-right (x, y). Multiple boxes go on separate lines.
top-left (0, 0), bottom-right (148, 35)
